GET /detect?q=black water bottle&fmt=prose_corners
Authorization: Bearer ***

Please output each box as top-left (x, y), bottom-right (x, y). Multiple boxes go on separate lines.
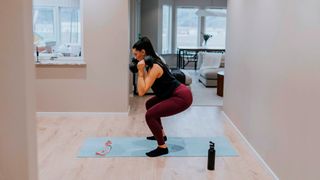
top-left (207, 141), bottom-right (215, 170)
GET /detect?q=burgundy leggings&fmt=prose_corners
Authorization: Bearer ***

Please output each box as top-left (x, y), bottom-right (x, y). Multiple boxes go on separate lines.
top-left (145, 84), bottom-right (193, 145)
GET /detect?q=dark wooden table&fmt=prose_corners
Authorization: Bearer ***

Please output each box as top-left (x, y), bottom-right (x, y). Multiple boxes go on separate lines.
top-left (176, 47), bottom-right (225, 68)
top-left (217, 71), bottom-right (224, 97)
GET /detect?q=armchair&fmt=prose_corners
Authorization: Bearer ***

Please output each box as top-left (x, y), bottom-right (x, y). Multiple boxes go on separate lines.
top-left (198, 52), bottom-right (225, 87)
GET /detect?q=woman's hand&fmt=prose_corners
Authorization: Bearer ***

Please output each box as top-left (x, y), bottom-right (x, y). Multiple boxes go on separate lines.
top-left (137, 60), bottom-right (146, 71)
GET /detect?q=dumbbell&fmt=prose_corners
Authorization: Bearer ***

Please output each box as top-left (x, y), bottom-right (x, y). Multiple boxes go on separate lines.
top-left (144, 56), bottom-right (154, 68)
top-left (129, 56), bottom-right (154, 73)
top-left (129, 57), bottom-right (139, 73)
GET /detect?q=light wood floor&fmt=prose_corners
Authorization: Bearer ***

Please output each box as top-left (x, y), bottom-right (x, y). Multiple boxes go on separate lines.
top-left (37, 96), bottom-right (274, 180)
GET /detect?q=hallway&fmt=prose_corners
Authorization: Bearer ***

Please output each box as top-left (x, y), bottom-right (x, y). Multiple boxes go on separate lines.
top-left (2, 0), bottom-right (320, 179)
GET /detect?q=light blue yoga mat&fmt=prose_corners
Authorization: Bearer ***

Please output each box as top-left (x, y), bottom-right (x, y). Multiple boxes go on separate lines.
top-left (78, 136), bottom-right (238, 158)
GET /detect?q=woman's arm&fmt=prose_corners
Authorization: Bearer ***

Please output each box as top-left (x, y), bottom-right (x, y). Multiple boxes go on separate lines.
top-left (137, 62), bottom-right (163, 96)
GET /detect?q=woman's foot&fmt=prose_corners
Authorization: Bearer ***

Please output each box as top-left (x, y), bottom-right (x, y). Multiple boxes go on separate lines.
top-left (146, 135), bottom-right (167, 141)
top-left (146, 146), bottom-right (169, 157)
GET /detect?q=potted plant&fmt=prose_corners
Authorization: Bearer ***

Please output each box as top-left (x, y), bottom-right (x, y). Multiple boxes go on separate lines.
top-left (201, 32), bottom-right (213, 46)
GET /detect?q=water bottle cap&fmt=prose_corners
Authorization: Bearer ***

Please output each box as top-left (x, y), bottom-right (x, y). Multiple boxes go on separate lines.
top-left (209, 141), bottom-right (215, 148)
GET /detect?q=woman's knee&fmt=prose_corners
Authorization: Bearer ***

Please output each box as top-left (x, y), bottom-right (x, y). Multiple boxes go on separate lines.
top-left (145, 110), bottom-right (153, 120)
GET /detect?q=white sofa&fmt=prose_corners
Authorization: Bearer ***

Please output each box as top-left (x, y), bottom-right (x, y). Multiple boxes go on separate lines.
top-left (198, 52), bottom-right (225, 87)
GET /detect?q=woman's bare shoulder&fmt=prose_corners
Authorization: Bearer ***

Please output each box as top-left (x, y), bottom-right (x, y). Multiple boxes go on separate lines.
top-left (149, 63), bottom-right (163, 78)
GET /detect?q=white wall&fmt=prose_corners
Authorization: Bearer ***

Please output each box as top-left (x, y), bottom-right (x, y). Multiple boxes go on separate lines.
top-left (130, 0), bottom-right (141, 47)
top-left (224, 0), bottom-right (320, 179)
top-left (141, 0), bottom-right (160, 52)
top-left (36, 0), bottom-right (130, 112)
top-left (0, 0), bottom-right (38, 179)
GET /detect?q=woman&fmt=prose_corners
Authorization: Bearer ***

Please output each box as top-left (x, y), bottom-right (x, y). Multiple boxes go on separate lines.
top-left (132, 37), bottom-right (193, 157)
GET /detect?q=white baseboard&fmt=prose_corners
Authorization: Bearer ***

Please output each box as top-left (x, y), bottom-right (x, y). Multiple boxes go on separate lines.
top-left (222, 111), bottom-right (279, 180)
top-left (37, 111), bottom-right (129, 118)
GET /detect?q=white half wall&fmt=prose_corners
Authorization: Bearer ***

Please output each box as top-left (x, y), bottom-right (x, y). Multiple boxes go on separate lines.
top-left (36, 0), bottom-right (130, 112)
top-left (0, 0), bottom-right (38, 179)
top-left (224, 0), bottom-right (320, 179)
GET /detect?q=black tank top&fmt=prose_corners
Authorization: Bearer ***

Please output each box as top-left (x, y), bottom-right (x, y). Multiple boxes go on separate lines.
top-left (149, 61), bottom-right (181, 99)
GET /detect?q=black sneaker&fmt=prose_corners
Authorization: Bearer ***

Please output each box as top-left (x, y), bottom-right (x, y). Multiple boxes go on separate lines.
top-left (146, 147), bottom-right (169, 157)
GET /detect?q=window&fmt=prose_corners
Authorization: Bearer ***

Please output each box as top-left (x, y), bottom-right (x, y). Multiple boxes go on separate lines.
top-left (33, 0), bottom-right (81, 59)
top-left (60, 8), bottom-right (81, 45)
top-left (204, 9), bottom-right (227, 49)
top-left (176, 8), bottom-right (199, 48)
top-left (162, 5), bottom-right (172, 54)
top-left (33, 7), bottom-right (55, 42)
